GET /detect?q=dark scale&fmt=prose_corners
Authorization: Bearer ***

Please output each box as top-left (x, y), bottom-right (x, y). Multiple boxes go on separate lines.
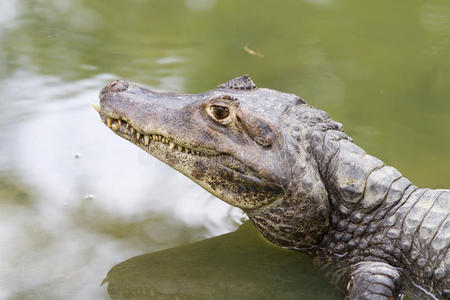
top-left (370, 234), bottom-right (384, 244)
top-left (361, 214), bottom-right (374, 225)
top-left (217, 75), bottom-right (257, 90)
top-left (359, 237), bottom-right (369, 249)
top-left (334, 242), bottom-right (345, 253)
top-left (354, 225), bottom-right (366, 236)
top-left (347, 238), bottom-right (359, 250)
top-left (336, 219), bottom-right (348, 231)
top-left (386, 228), bottom-right (400, 239)
top-left (350, 211), bottom-right (363, 223)
top-left (366, 222), bottom-right (379, 233)
top-left (342, 232), bottom-right (352, 242)
top-left (346, 223), bottom-right (356, 233)
top-left (333, 231), bottom-right (343, 242)
top-left (381, 242), bottom-right (394, 255)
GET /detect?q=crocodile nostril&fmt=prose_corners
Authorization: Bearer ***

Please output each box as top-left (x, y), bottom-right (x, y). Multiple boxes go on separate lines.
top-left (108, 80), bottom-right (129, 92)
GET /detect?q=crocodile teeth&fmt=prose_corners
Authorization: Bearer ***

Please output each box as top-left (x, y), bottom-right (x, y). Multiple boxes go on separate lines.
top-left (111, 123), bottom-right (120, 131)
top-left (92, 104), bottom-right (100, 112)
top-left (104, 116), bottom-right (221, 156)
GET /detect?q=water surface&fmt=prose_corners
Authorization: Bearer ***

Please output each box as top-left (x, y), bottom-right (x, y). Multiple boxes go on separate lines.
top-left (0, 0), bottom-right (449, 299)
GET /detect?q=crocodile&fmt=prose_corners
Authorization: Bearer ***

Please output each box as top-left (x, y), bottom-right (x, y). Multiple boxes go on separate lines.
top-left (95, 76), bottom-right (449, 299)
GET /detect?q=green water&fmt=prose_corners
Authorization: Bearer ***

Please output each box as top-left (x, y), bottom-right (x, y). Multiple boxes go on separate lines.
top-left (0, 0), bottom-right (449, 299)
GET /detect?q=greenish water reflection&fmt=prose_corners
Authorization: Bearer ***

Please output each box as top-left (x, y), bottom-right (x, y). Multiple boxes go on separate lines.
top-left (105, 222), bottom-right (341, 300)
top-left (0, 0), bottom-right (449, 299)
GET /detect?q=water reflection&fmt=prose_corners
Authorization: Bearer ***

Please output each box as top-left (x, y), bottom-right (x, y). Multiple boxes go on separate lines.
top-left (0, 71), bottom-right (243, 299)
top-left (105, 222), bottom-right (342, 300)
top-left (0, 0), bottom-right (449, 299)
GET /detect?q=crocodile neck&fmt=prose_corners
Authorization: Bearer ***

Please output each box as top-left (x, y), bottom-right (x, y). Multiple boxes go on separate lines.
top-left (310, 128), bottom-right (450, 297)
top-left (310, 128), bottom-right (419, 258)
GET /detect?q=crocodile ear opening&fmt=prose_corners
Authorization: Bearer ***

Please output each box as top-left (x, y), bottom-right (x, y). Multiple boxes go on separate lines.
top-left (237, 111), bottom-right (276, 148)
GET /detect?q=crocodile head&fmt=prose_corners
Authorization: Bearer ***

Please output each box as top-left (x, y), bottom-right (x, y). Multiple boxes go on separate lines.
top-left (96, 76), bottom-right (333, 248)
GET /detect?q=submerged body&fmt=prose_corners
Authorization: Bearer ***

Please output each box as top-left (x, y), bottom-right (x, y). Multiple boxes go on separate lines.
top-left (96, 76), bottom-right (449, 299)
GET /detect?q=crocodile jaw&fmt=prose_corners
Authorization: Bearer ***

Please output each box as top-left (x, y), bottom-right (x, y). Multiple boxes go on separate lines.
top-left (96, 81), bottom-right (284, 209)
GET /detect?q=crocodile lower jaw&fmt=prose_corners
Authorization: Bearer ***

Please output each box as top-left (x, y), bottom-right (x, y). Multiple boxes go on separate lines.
top-left (101, 115), bottom-right (222, 157)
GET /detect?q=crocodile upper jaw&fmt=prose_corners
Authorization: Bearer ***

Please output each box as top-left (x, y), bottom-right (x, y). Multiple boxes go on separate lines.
top-left (96, 80), bottom-right (285, 209)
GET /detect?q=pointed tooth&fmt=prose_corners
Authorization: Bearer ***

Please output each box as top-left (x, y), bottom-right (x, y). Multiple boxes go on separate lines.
top-left (185, 148), bottom-right (190, 153)
top-left (126, 123), bottom-right (129, 129)
top-left (92, 104), bottom-right (100, 113)
top-left (100, 277), bottom-right (107, 287)
top-left (144, 135), bottom-right (150, 145)
top-left (162, 138), bottom-right (167, 143)
top-left (178, 145), bottom-right (183, 152)
top-left (111, 123), bottom-right (120, 131)
top-left (130, 128), bottom-right (135, 134)
top-left (169, 143), bottom-right (175, 150)
top-left (118, 120), bottom-right (122, 126)
top-left (107, 118), bottom-right (113, 128)
top-left (136, 132), bottom-right (141, 139)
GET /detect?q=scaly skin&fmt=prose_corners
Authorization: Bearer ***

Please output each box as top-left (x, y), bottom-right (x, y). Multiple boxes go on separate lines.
top-left (96, 76), bottom-right (449, 299)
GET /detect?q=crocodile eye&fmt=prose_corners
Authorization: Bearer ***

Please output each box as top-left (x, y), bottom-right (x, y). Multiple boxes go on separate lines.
top-left (210, 105), bottom-right (230, 120)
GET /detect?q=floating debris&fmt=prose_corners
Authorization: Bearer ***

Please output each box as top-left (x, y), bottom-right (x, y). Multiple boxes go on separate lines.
top-left (244, 44), bottom-right (264, 58)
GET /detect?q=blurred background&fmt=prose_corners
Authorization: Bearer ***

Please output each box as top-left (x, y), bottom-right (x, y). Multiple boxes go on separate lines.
top-left (0, 0), bottom-right (449, 299)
